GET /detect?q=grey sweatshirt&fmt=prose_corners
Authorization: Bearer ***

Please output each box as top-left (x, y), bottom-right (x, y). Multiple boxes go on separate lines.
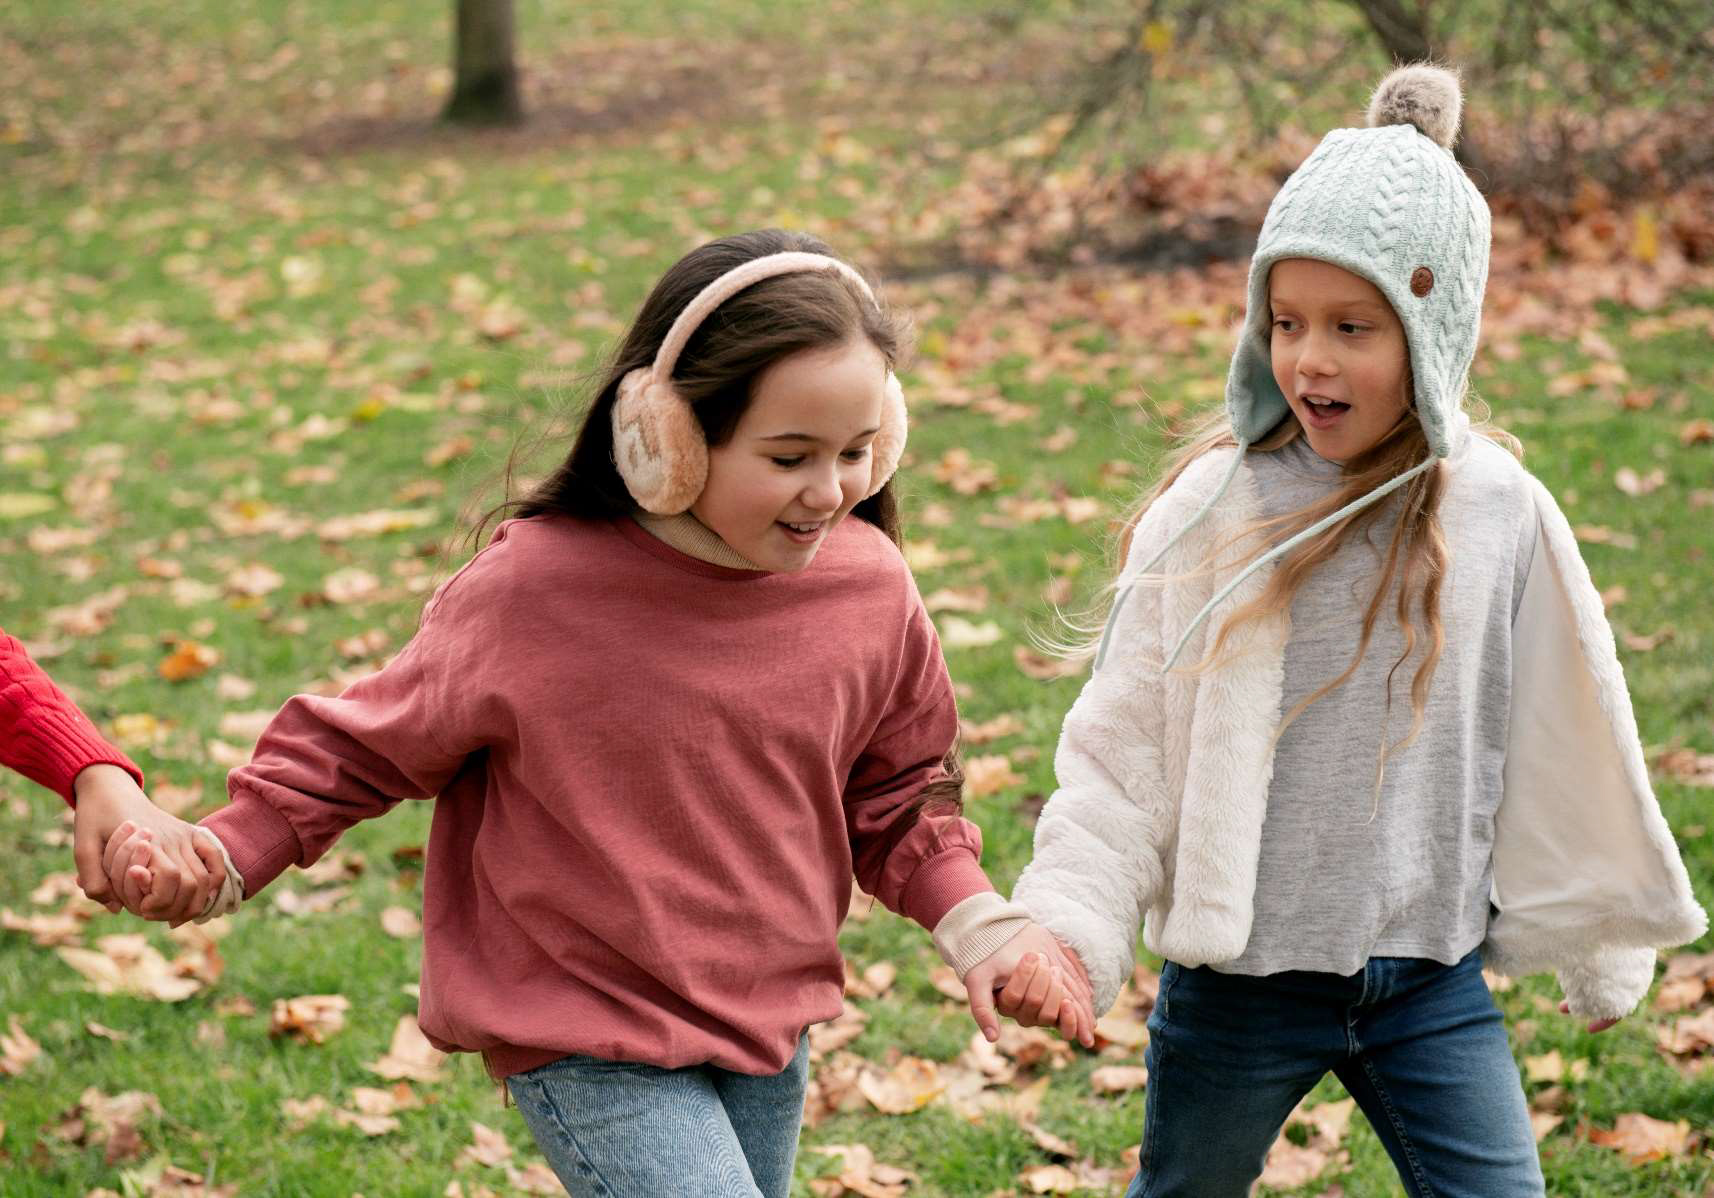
top-left (1218, 432), bottom-right (1538, 977)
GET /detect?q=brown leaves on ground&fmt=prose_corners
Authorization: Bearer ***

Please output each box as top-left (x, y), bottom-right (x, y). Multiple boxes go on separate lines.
top-left (268, 994), bottom-right (350, 1044)
top-left (1581, 1112), bottom-right (1701, 1164)
top-left (1654, 951), bottom-right (1714, 1079)
top-left (1654, 748), bottom-right (1714, 788)
top-left (1088, 1064), bottom-right (1149, 1093)
top-left (157, 639), bottom-right (220, 682)
top-left (280, 1082), bottom-right (423, 1137)
top-left (380, 905), bottom-right (423, 938)
top-left (55, 1087), bottom-right (163, 1166)
top-left (57, 933), bottom-right (213, 1002)
top-left (964, 754), bottom-right (1026, 799)
top-left (1655, 951), bottom-right (1714, 1012)
top-left (367, 1013), bottom-right (447, 1082)
top-left (2, 870), bottom-right (104, 947)
top-left (1258, 1097), bottom-right (1355, 1189)
top-left (456, 1121), bottom-right (515, 1169)
top-left (810, 1144), bottom-right (920, 1197)
top-left (1, 1015), bottom-right (42, 1076)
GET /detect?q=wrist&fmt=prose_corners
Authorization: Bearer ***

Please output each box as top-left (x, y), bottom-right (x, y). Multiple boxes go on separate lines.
top-left (72, 763), bottom-right (138, 805)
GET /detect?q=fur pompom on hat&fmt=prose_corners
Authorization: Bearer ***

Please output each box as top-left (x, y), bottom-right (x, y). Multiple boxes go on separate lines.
top-left (1366, 62), bottom-right (1462, 150)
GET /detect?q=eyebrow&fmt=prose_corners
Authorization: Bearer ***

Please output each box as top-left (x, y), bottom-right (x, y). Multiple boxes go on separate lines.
top-left (1269, 296), bottom-right (1391, 316)
top-left (759, 427), bottom-right (881, 443)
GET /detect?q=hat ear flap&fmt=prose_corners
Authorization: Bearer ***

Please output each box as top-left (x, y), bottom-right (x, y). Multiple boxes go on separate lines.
top-left (611, 367), bottom-right (709, 515)
top-left (866, 372), bottom-right (909, 498)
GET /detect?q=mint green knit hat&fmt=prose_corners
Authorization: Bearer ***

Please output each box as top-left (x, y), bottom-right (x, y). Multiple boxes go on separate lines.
top-left (1097, 64), bottom-right (1491, 673)
top-left (1226, 63), bottom-right (1491, 457)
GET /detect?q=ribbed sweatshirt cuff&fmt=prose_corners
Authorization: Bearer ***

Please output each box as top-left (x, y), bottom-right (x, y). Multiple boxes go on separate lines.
top-left (901, 850), bottom-right (995, 933)
top-left (20, 708), bottom-right (143, 806)
top-left (200, 789), bottom-right (303, 899)
top-left (933, 891), bottom-right (1033, 979)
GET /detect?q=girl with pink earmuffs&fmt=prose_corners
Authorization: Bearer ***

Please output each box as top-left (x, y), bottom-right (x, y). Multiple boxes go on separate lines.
top-left (105, 229), bottom-right (1094, 1194)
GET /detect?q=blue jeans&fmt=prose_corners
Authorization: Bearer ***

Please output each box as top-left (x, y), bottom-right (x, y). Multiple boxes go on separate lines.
top-left (506, 1033), bottom-right (810, 1197)
top-left (1128, 950), bottom-right (1543, 1197)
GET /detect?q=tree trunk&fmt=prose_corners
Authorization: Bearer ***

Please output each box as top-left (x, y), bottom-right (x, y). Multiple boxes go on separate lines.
top-left (442, 0), bottom-right (523, 126)
top-left (1345, 0), bottom-right (1492, 180)
top-left (1348, 0), bottom-right (1434, 64)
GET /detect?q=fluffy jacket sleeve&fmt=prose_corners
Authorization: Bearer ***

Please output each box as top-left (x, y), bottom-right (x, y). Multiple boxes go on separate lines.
top-left (1011, 505), bottom-right (1183, 1016)
top-left (1485, 479), bottom-right (1707, 1019)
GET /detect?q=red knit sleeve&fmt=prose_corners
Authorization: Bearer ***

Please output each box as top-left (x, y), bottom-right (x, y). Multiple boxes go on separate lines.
top-left (843, 588), bottom-right (995, 931)
top-left (0, 625), bottom-right (144, 806)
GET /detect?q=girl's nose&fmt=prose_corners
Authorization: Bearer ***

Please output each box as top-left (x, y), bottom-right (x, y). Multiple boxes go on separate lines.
top-left (1296, 331), bottom-right (1339, 378)
top-left (801, 466), bottom-right (843, 514)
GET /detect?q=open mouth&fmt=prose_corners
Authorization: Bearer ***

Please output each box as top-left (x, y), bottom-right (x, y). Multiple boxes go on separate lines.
top-left (777, 520), bottom-right (824, 544)
top-left (1300, 395), bottom-right (1351, 426)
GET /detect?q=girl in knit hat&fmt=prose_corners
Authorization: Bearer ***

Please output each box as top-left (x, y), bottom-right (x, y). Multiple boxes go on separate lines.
top-left (998, 66), bottom-right (1705, 1196)
top-left (103, 229), bottom-right (1093, 1196)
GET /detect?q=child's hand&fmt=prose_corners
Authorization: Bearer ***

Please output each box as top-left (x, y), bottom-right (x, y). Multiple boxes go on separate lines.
top-left (73, 764), bottom-right (224, 921)
top-left (962, 924), bottom-right (1095, 1048)
top-left (101, 819), bottom-right (221, 926)
top-left (1559, 1001), bottom-right (1620, 1034)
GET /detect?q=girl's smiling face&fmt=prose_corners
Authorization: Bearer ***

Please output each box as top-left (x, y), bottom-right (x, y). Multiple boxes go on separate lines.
top-left (1268, 258), bottom-right (1412, 462)
top-left (690, 338), bottom-right (885, 572)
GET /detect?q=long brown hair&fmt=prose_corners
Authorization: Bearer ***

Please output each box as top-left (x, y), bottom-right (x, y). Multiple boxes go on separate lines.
top-left (1079, 391), bottom-right (1519, 802)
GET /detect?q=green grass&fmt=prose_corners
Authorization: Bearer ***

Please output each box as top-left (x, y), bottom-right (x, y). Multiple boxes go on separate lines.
top-left (3, 2), bottom-right (1713, 1195)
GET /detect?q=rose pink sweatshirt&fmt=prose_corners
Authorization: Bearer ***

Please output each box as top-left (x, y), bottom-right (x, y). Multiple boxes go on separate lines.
top-left (202, 514), bottom-right (993, 1077)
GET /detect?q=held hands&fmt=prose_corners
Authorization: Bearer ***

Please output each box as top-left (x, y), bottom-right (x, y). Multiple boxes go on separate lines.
top-left (71, 764), bottom-right (225, 927)
top-left (962, 923), bottom-right (1096, 1049)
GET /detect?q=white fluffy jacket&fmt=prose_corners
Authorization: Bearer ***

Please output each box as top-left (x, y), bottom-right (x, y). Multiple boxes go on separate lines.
top-left (1013, 447), bottom-right (1707, 1019)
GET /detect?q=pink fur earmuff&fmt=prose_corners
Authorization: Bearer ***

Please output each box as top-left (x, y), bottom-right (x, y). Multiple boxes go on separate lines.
top-left (611, 251), bottom-right (909, 515)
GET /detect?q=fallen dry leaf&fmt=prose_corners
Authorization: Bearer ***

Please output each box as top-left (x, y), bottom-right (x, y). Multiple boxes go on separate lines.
top-left (965, 753), bottom-right (1025, 799)
top-left (1582, 1112), bottom-right (1699, 1163)
top-left (457, 1120), bottom-right (513, 1169)
top-left (962, 713), bottom-right (1027, 744)
top-left (931, 448), bottom-right (999, 495)
top-left (1015, 646), bottom-right (1085, 681)
top-left (322, 567), bottom-right (381, 604)
top-left (1, 1015), bottom-right (42, 1076)
top-left (811, 1143), bottom-right (918, 1198)
top-left (380, 906), bottom-right (422, 938)
top-left (504, 1162), bottom-right (566, 1194)
top-left (1654, 748), bottom-right (1714, 787)
top-left (1089, 1064), bottom-right (1149, 1094)
top-left (938, 616), bottom-right (1003, 650)
top-left (57, 934), bottom-right (204, 1002)
top-left (269, 994), bottom-right (350, 1044)
top-left (809, 1001), bottom-right (870, 1057)
top-left (1614, 466), bottom-right (1666, 496)
top-left (856, 1056), bottom-right (945, 1114)
top-left (367, 1013), bottom-right (447, 1082)
top-left (1017, 1163), bottom-right (1080, 1194)
top-left (1657, 1007), bottom-right (1714, 1057)
top-left (158, 640), bottom-right (220, 682)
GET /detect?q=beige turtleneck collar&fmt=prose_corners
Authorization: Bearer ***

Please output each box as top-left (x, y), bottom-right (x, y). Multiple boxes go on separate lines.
top-left (632, 511), bottom-right (765, 571)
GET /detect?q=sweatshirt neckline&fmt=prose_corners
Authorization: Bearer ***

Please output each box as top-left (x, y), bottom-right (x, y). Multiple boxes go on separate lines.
top-left (614, 516), bottom-right (773, 580)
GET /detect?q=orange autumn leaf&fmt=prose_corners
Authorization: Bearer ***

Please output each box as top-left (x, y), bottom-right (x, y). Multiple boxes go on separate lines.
top-left (1582, 1112), bottom-right (1699, 1163)
top-left (158, 640), bottom-right (219, 682)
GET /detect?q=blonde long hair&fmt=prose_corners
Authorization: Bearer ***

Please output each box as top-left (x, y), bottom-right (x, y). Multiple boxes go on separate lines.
top-left (1069, 393), bottom-right (1520, 803)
